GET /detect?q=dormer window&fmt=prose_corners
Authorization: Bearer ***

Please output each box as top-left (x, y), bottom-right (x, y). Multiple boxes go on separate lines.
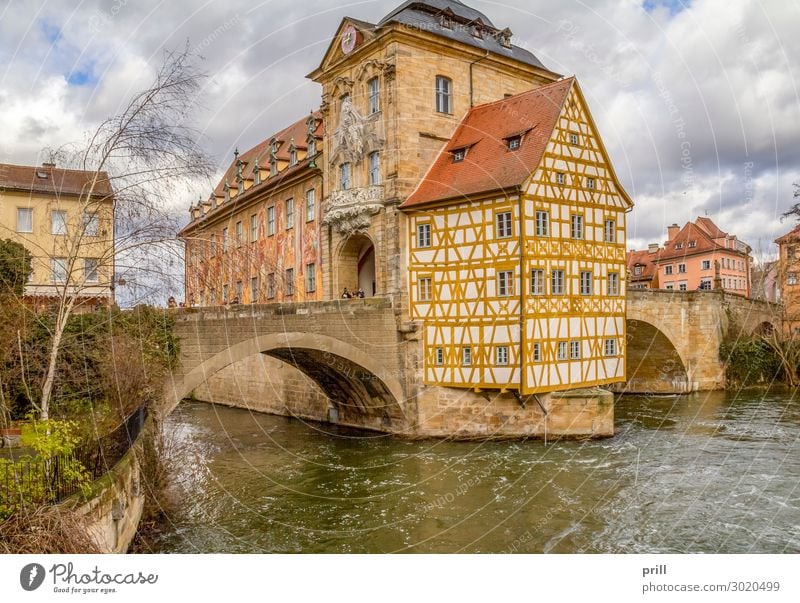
top-left (440, 14), bottom-right (453, 29)
top-left (36, 170), bottom-right (48, 179)
top-left (237, 180), bottom-right (244, 194)
top-left (507, 136), bottom-right (521, 151)
top-left (471, 25), bottom-right (483, 38)
top-left (688, 240), bottom-right (697, 248)
top-left (290, 148), bottom-right (297, 166)
top-left (308, 139), bottom-right (316, 156)
top-left (452, 148), bottom-right (466, 163)
top-left (498, 28), bottom-right (513, 48)
top-left (675, 243), bottom-right (683, 249)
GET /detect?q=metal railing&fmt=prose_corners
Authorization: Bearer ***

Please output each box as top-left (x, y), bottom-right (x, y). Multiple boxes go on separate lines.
top-left (0, 406), bottom-right (147, 516)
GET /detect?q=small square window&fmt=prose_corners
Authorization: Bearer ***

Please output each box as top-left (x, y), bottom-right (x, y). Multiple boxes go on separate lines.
top-left (604, 339), bottom-right (617, 357)
top-left (453, 149), bottom-right (466, 162)
top-left (496, 346), bottom-right (509, 366)
top-left (570, 133), bottom-right (579, 145)
top-left (507, 136), bottom-right (521, 150)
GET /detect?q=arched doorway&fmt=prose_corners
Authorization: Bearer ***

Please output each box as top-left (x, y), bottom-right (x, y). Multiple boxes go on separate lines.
top-left (337, 234), bottom-right (376, 297)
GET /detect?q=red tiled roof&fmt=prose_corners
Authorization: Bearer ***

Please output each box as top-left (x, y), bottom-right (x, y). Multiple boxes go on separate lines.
top-left (627, 249), bottom-right (660, 282)
top-left (212, 112), bottom-right (323, 198)
top-left (401, 77), bottom-right (575, 208)
top-left (0, 163), bottom-right (113, 197)
top-left (695, 216), bottom-right (727, 239)
top-left (775, 223), bottom-right (800, 244)
top-left (656, 217), bottom-right (748, 262)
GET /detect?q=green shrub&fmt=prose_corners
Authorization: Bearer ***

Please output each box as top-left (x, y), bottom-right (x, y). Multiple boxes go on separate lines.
top-left (720, 337), bottom-right (784, 387)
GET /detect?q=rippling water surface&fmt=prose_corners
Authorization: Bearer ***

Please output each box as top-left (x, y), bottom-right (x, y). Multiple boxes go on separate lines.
top-left (147, 391), bottom-right (800, 553)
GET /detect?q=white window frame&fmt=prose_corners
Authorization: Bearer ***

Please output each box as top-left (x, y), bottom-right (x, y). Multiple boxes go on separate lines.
top-left (535, 210), bottom-right (549, 237)
top-left (84, 258), bottom-right (99, 283)
top-left (557, 341), bottom-right (568, 361)
top-left (286, 199), bottom-right (294, 229)
top-left (51, 210), bottom-right (67, 236)
top-left (52, 257), bottom-right (67, 283)
top-left (418, 277), bottom-right (432, 301)
top-left (531, 269), bottom-right (545, 295)
top-left (604, 219), bottom-right (615, 243)
top-left (496, 346), bottom-right (509, 366)
top-left (306, 189), bottom-right (316, 222)
top-left (267, 206), bottom-right (275, 236)
top-left (604, 339), bottom-right (617, 357)
top-left (83, 212), bottom-right (100, 237)
top-left (340, 163), bottom-right (351, 190)
top-left (497, 270), bottom-right (514, 297)
top-left (462, 346), bottom-right (472, 367)
top-left (306, 263), bottom-right (316, 293)
top-left (580, 271), bottom-right (593, 296)
top-left (417, 223), bottom-right (432, 248)
top-left (608, 272), bottom-right (620, 296)
top-left (571, 215), bottom-right (584, 240)
top-left (285, 268), bottom-right (295, 296)
top-left (16, 207), bottom-right (33, 233)
top-left (435, 75), bottom-right (453, 114)
top-left (552, 269), bottom-right (565, 295)
top-left (496, 211), bottom-right (513, 239)
top-left (368, 151), bottom-right (380, 185)
top-left (368, 77), bottom-right (380, 115)
top-left (570, 340), bottom-right (581, 360)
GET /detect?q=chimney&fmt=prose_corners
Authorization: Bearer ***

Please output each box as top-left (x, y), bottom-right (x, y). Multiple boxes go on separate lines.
top-left (648, 243), bottom-right (659, 254)
top-left (667, 223), bottom-right (680, 241)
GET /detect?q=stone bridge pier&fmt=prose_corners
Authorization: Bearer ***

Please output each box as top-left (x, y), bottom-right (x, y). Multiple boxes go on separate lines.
top-left (622, 290), bottom-right (776, 393)
top-left (164, 298), bottom-right (614, 440)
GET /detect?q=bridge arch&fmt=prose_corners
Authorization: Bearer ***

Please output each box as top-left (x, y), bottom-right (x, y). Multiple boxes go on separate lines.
top-left (623, 318), bottom-right (690, 393)
top-left (165, 331), bottom-right (407, 430)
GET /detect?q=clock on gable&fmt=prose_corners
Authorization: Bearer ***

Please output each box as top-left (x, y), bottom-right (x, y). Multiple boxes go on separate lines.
top-left (341, 24), bottom-right (357, 54)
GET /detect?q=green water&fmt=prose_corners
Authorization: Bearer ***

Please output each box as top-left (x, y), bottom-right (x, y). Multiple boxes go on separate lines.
top-left (147, 391), bottom-right (800, 553)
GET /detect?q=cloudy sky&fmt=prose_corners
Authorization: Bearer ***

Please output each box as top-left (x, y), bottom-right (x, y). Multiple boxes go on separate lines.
top-left (1, 0), bottom-right (799, 260)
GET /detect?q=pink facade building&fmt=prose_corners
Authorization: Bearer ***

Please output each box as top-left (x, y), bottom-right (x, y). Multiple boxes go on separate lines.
top-left (628, 217), bottom-right (752, 297)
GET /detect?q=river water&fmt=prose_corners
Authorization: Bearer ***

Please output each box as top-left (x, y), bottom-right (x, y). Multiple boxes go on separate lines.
top-left (147, 391), bottom-right (800, 553)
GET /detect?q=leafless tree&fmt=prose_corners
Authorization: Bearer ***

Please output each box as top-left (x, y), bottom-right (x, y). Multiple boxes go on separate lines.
top-left (27, 47), bottom-right (214, 420)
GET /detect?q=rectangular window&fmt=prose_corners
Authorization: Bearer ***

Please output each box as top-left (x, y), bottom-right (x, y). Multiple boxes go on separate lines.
top-left (608, 272), bottom-right (620, 296)
top-left (16, 208), bottom-right (33, 233)
top-left (251, 276), bottom-right (259, 303)
top-left (532, 343), bottom-right (541, 362)
top-left (84, 259), bottom-right (98, 282)
top-left (340, 163), bottom-right (351, 190)
top-left (535, 210), bottom-right (549, 237)
top-left (52, 257), bottom-right (67, 282)
top-left (551, 270), bottom-right (565, 295)
top-left (570, 340), bottom-right (581, 360)
top-left (223, 284), bottom-right (229, 303)
top-left (507, 136), bottom-right (521, 150)
top-left (604, 219), bottom-right (615, 243)
top-left (462, 347), bottom-right (472, 366)
top-left (236, 281), bottom-right (243, 302)
top-left (496, 211), bottom-right (513, 239)
top-left (557, 341), bottom-right (568, 361)
top-left (306, 189), bottom-right (316, 222)
top-left (267, 273), bottom-right (276, 299)
top-left (665, 265), bottom-right (673, 275)
top-left (634, 266), bottom-right (642, 275)
top-left (417, 223), bottom-right (431, 248)
top-left (286, 199), bottom-right (294, 229)
top-left (604, 339), bottom-right (617, 357)
top-left (496, 346), bottom-right (509, 366)
top-left (51, 210), bottom-right (67, 235)
top-left (368, 151), bottom-right (380, 185)
top-left (250, 214), bottom-right (258, 242)
top-left (679, 282), bottom-right (688, 291)
top-left (418, 277), bottom-right (432, 301)
top-left (210, 234), bottom-right (217, 256)
top-left (570, 133), bottom-right (579, 145)
top-left (222, 227), bottom-right (229, 251)
top-left (557, 172), bottom-right (565, 185)
top-left (531, 269), bottom-right (545, 295)
top-left (571, 215), bottom-right (584, 239)
top-left (285, 268), bottom-right (295, 296)
top-left (236, 221), bottom-right (243, 245)
top-left (580, 271), bottom-right (593, 295)
top-left (435, 348), bottom-right (444, 366)
top-left (267, 206), bottom-right (275, 236)
top-left (435, 75), bottom-right (452, 114)
top-left (306, 263), bottom-right (316, 293)
top-left (665, 283), bottom-right (674, 290)
top-left (587, 177), bottom-right (596, 190)
top-left (498, 270), bottom-right (514, 297)
top-left (702, 260), bottom-right (711, 270)
top-left (700, 278), bottom-right (712, 290)
top-left (453, 149), bottom-right (466, 162)
top-left (83, 212), bottom-right (99, 237)
top-left (678, 263), bottom-right (686, 274)
top-left (368, 77), bottom-right (380, 115)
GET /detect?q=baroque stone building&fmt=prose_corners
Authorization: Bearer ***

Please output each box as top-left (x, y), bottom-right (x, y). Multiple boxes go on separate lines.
top-left (180, 0), bottom-right (633, 435)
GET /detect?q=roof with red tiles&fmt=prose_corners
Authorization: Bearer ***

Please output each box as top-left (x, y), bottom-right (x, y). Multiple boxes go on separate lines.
top-left (775, 223), bottom-right (800, 244)
top-left (0, 163), bottom-right (113, 197)
top-left (211, 112), bottom-right (323, 198)
top-left (627, 248), bottom-right (660, 282)
top-left (401, 77), bottom-right (575, 208)
top-left (656, 217), bottom-right (749, 262)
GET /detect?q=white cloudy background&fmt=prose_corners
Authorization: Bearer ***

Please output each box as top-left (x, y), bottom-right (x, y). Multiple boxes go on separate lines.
top-left (1, 0), bottom-right (798, 265)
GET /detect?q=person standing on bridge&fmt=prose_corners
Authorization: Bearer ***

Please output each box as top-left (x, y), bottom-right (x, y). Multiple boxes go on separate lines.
top-left (341, 287), bottom-right (352, 299)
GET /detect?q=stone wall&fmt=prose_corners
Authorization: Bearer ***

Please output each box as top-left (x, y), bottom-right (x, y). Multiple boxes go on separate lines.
top-left (66, 430), bottom-right (146, 554)
top-left (191, 354), bottom-right (332, 424)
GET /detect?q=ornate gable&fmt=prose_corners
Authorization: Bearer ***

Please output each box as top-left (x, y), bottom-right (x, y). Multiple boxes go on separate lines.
top-left (312, 18), bottom-right (378, 79)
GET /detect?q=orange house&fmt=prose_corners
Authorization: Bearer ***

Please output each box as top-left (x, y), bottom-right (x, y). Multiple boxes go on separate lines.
top-left (775, 224), bottom-right (800, 332)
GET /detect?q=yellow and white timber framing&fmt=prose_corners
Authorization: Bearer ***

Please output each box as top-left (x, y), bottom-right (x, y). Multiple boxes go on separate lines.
top-left (406, 80), bottom-right (633, 396)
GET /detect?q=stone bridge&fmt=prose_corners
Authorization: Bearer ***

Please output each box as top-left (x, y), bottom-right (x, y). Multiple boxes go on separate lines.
top-left (622, 289), bottom-right (776, 393)
top-left (163, 290), bottom-right (776, 439)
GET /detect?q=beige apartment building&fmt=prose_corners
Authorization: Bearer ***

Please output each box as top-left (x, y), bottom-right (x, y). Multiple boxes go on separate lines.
top-left (0, 162), bottom-right (115, 309)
